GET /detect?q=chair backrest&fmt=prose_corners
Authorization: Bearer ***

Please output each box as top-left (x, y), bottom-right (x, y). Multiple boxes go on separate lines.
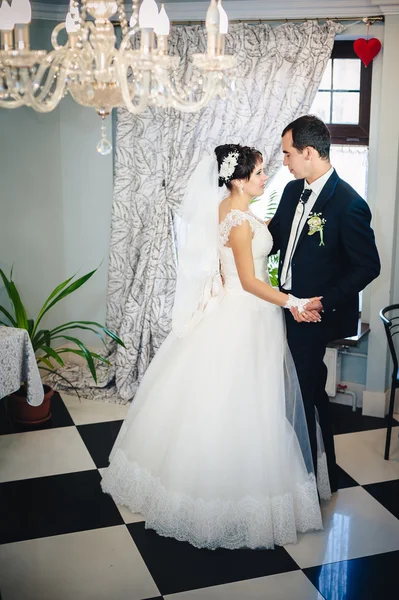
top-left (379, 304), bottom-right (399, 373)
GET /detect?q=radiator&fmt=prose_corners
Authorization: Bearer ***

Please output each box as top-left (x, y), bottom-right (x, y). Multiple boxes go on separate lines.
top-left (324, 347), bottom-right (341, 397)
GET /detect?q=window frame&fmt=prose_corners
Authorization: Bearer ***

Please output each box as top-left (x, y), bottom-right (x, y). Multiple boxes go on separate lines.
top-left (320, 41), bottom-right (372, 146)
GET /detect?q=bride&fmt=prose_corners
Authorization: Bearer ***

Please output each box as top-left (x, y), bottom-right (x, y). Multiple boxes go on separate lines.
top-left (101, 144), bottom-right (331, 550)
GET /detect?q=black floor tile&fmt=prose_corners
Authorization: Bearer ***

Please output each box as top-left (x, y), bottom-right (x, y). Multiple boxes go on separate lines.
top-left (363, 478), bottom-right (399, 519)
top-left (0, 470), bottom-right (123, 544)
top-left (337, 465), bottom-right (359, 490)
top-left (127, 522), bottom-right (299, 596)
top-left (77, 420), bottom-right (123, 468)
top-left (304, 550), bottom-right (399, 600)
top-left (0, 391), bottom-right (74, 435)
top-left (330, 402), bottom-right (398, 435)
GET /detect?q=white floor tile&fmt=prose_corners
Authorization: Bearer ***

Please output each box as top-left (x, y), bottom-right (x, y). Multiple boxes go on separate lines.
top-left (165, 571), bottom-right (324, 600)
top-left (335, 427), bottom-right (399, 485)
top-left (61, 393), bottom-right (129, 425)
top-left (98, 468), bottom-right (145, 524)
top-left (0, 427), bottom-right (95, 482)
top-left (0, 525), bottom-right (159, 600)
top-left (284, 486), bottom-right (399, 568)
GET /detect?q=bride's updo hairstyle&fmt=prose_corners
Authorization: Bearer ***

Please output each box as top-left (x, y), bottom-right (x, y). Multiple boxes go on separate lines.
top-left (215, 144), bottom-right (263, 189)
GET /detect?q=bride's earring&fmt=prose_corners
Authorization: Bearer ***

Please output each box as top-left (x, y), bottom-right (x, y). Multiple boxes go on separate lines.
top-left (239, 182), bottom-right (244, 195)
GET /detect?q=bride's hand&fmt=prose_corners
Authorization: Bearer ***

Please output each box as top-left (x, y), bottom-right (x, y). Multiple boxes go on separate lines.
top-left (291, 307), bottom-right (322, 323)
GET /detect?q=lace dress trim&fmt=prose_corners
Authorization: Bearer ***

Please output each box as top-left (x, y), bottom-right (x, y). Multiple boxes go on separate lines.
top-left (101, 449), bottom-right (323, 550)
top-left (219, 210), bottom-right (256, 247)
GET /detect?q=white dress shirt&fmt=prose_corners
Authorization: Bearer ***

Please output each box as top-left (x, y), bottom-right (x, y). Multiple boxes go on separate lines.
top-left (281, 167), bottom-right (334, 290)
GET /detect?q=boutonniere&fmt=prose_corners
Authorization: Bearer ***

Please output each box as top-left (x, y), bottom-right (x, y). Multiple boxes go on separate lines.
top-left (307, 213), bottom-right (326, 246)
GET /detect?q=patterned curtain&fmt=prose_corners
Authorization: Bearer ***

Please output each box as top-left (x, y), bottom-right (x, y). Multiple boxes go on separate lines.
top-left (49, 21), bottom-right (343, 403)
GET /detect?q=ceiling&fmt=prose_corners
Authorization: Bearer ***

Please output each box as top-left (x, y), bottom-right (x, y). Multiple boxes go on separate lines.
top-left (31, 1), bottom-right (399, 22)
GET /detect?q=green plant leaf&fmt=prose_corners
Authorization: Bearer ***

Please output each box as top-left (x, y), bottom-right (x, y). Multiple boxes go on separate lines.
top-left (37, 345), bottom-right (65, 367)
top-left (37, 357), bottom-right (55, 369)
top-left (49, 324), bottom-right (107, 347)
top-left (32, 270), bottom-right (97, 338)
top-left (8, 279), bottom-right (29, 330)
top-left (265, 190), bottom-right (280, 220)
top-left (0, 305), bottom-right (17, 327)
top-left (0, 269), bottom-right (21, 327)
top-left (51, 335), bottom-right (97, 383)
top-left (57, 348), bottom-right (111, 366)
top-left (39, 367), bottom-right (81, 401)
top-left (49, 321), bottom-right (125, 348)
top-left (32, 329), bottom-right (51, 351)
top-left (0, 269), bottom-right (29, 330)
top-left (31, 275), bottom-right (75, 332)
top-left (27, 319), bottom-right (34, 336)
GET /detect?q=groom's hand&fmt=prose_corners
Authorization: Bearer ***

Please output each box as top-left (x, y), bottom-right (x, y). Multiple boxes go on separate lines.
top-left (305, 298), bottom-right (324, 312)
top-left (290, 298), bottom-right (323, 323)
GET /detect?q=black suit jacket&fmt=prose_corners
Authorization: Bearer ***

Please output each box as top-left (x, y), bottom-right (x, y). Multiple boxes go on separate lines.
top-left (268, 169), bottom-right (380, 342)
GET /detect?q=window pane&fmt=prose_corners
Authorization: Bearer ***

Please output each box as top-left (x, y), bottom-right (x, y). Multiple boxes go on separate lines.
top-left (332, 91), bottom-right (360, 124)
top-left (333, 59), bottom-right (361, 90)
top-left (330, 145), bottom-right (368, 199)
top-left (319, 60), bottom-right (332, 90)
top-left (310, 91), bottom-right (331, 123)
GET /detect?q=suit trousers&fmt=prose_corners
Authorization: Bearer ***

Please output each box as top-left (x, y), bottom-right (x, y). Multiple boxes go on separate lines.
top-left (284, 311), bottom-right (338, 493)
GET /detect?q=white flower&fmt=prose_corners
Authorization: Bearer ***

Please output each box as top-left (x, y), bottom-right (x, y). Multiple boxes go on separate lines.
top-left (307, 212), bottom-right (326, 246)
top-left (219, 151), bottom-right (240, 182)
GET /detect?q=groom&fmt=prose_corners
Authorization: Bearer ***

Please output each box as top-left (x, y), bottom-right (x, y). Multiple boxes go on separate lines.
top-left (268, 115), bottom-right (380, 492)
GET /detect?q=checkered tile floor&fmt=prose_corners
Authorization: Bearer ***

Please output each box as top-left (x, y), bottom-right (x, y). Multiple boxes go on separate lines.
top-left (1, 393), bottom-right (399, 600)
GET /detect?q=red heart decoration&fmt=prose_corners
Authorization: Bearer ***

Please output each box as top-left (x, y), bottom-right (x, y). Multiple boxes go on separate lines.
top-left (353, 38), bottom-right (382, 67)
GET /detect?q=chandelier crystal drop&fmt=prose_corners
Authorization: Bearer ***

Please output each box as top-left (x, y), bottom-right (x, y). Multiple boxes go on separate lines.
top-left (0, 0), bottom-right (236, 152)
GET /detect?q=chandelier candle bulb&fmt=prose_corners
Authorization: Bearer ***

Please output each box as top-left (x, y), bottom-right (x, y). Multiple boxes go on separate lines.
top-left (10, 0), bottom-right (31, 23)
top-left (216, 0), bottom-right (228, 56)
top-left (65, 11), bottom-right (79, 48)
top-left (138, 0), bottom-right (158, 29)
top-left (206, 0), bottom-right (220, 57)
top-left (65, 11), bottom-right (78, 35)
top-left (154, 4), bottom-right (169, 55)
top-left (0, 0), bottom-right (15, 51)
top-left (10, 0), bottom-right (31, 48)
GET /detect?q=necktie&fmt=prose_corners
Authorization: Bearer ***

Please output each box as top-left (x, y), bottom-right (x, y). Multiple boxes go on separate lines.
top-left (281, 188), bottom-right (313, 287)
top-left (300, 188), bottom-right (312, 205)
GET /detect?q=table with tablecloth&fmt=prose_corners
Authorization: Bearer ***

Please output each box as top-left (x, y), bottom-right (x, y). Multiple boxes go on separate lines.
top-left (0, 326), bottom-right (44, 405)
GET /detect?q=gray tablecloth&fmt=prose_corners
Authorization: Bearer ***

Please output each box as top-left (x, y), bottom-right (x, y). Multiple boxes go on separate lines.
top-left (0, 326), bottom-right (44, 405)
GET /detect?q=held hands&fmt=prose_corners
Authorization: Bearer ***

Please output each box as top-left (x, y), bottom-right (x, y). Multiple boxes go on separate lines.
top-left (290, 296), bottom-right (323, 323)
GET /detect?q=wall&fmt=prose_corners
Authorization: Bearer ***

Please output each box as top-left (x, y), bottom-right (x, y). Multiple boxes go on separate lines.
top-left (1, 14), bottom-right (398, 402)
top-left (364, 14), bottom-right (399, 416)
top-left (0, 20), bottom-right (113, 343)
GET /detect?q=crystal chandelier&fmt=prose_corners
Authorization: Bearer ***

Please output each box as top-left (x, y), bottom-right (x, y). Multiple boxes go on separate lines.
top-left (0, 0), bottom-right (236, 153)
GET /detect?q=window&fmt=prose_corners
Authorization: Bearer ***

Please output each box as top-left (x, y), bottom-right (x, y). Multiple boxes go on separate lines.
top-left (251, 40), bottom-right (373, 220)
top-left (311, 41), bottom-right (372, 145)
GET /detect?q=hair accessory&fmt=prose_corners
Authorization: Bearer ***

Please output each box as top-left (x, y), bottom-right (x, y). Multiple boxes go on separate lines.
top-left (219, 151), bottom-right (240, 182)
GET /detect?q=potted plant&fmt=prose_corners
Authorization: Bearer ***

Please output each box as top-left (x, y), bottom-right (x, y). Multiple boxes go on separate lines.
top-left (250, 189), bottom-right (280, 287)
top-left (0, 267), bottom-right (125, 424)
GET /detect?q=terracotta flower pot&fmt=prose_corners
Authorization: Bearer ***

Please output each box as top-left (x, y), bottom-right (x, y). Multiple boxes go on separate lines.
top-left (9, 384), bottom-right (53, 425)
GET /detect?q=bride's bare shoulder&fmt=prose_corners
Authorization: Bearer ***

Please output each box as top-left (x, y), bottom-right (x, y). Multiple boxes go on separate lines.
top-left (218, 198), bottom-right (232, 224)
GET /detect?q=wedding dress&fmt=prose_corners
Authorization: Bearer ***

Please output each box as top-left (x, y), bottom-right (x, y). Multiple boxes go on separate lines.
top-left (101, 204), bottom-right (330, 550)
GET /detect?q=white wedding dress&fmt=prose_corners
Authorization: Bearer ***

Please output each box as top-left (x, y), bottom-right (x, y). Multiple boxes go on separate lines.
top-left (101, 209), bottom-right (329, 550)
